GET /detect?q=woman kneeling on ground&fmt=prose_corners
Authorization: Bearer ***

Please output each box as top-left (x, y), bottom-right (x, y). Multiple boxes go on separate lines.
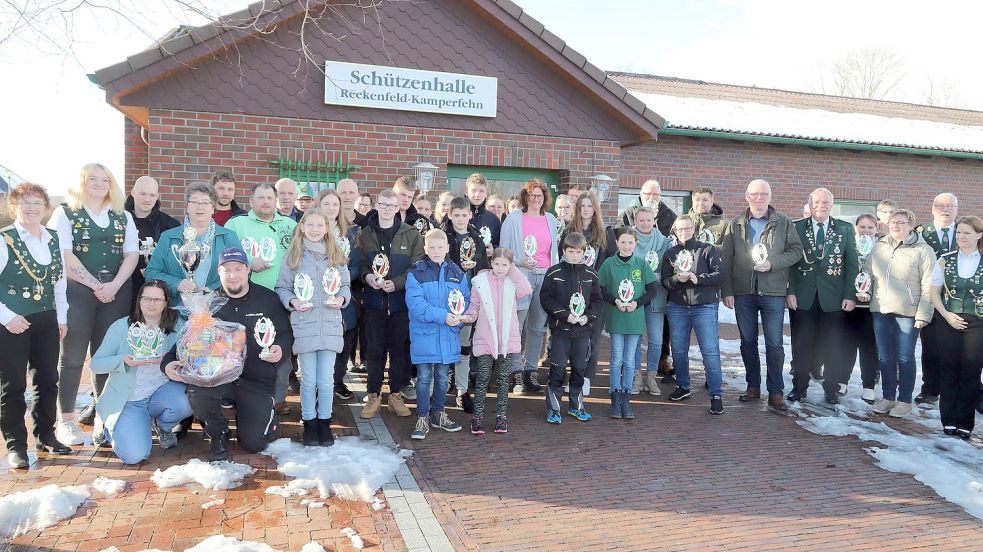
top-left (91, 280), bottom-right (191, 464)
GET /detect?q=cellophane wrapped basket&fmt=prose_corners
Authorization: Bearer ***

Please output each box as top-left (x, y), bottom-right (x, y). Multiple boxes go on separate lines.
top-left (173, 291), bottom-right (247, 387)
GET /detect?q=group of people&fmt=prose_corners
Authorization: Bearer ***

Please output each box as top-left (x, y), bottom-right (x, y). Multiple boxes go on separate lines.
top-left (2, 165), bottom-right (980, 469)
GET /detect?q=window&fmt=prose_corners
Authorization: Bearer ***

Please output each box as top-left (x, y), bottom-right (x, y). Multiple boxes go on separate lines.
top-left (445, 166), bottom-right (559, 207)
top-left (832, 200), bottom-right (878, 224)
top-left (269, 151), bottom-right (360, 194)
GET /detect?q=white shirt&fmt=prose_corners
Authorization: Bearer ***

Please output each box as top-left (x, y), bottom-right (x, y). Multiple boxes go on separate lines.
top-left (811, 218), bottom-right (830, 241)
top-left (935, 224), bottom-right (956, 251)
top-left (47, 204), bottom-right (139, 254)
top-left (0, 222), bottom-right (69, 325)
top-left (931, 250), bottom-right (982, 286)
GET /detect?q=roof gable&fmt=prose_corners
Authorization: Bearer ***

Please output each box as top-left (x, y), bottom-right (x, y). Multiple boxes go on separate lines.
top-left (96, 0), bottom-right (661, 143)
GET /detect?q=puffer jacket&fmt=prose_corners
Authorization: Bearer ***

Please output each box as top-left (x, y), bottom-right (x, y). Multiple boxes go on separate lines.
top-left (720, 206), bottom-right (803, 297)
top-left (405, 258), bottom-right (470, 364)
top-left (869, 232), bottom-right (936, 322)
top-left (465, 266), bottom-right (532, 357)
top-left (275, 248), bottom-right (351, 354)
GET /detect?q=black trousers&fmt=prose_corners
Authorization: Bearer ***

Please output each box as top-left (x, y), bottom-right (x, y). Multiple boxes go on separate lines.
top-left (334, 328), bottom-right (357, 386)
top-left (843, 307), bottom-right (879, 388)
top-left (363, 309), bottom-right (409, 395)
top-left (187, 381), bottom-right (275, 453)
top-left (0, 310), bottom-right (60, 452)
top-left (548, 333), bottom-right (589, 394)
top-left (936, 315), bottom-right (983, 431)
top-left (790, 296), bottom-right (845, 397)
top-left (919, 318), bottom-right (943, 396)
top-left (661, 316), bottom-right (671, 360)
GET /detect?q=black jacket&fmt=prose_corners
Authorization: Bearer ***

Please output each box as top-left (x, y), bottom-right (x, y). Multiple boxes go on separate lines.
top-left (355, 210), bottom-right (424, 313)
top-left (619, 199), bottom-right (677, 237)
top-left (125, 196), bottom-right (181, 290)
top-left (162, 285), bottom-right (291, 392)
top-left (559, 223), bottom-right (612, 271)
top-left (540, 260), bottom-right (603, 337)
top-left (470, 199), bottom-right (502, 247)
top-left (661, 238), bottom-right (723, 306)
top-left (439, 219), bottom-right (490, 278)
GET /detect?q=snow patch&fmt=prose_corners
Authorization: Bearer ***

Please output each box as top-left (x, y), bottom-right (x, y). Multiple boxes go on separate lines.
top-left (201, 499), bottom-right (225, 510)
top-left (341, 527), bottom-right (364, 549)
top-left (261, 437), bottom-right (407, 501)
top-left (151, 459), bottom-right (255, 490)
top-left (300, 543), bottom-right (327, 552)
top-left (184, 534), bottom-right (278, 551)
top-left (300, 499), bottom-right (325, 508)
top-left (0, 484), bottom-right (90, 538)
top-left (371, 498), bottom-right (386, 511)
top-left (90, 477), bottom-right (127, 495)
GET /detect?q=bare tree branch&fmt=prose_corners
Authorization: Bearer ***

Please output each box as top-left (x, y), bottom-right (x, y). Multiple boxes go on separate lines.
top-left (815, 48), bottom-right (907, 100)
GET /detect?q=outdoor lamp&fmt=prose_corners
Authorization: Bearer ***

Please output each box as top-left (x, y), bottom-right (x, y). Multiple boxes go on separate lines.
top-left (413, 162), bottom-right (439, 194)
top-left (591, 174), bottom-right (615, 202)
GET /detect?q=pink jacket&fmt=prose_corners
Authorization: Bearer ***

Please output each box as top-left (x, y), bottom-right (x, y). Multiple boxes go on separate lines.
top-left (465, 266), bottom-right (532, 357)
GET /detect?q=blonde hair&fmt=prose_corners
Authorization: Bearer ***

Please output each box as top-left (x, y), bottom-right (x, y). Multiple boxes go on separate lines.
top-left (424, 228), bottom-right (448, 246)
top-left (315, 189), bottom-right (350, 237)
top-left (284, 208), bottom-right (348, 269)
top-left (68, 163), bottom-right (125, 214)
top-left (434, 190), bottom-right (455, 222)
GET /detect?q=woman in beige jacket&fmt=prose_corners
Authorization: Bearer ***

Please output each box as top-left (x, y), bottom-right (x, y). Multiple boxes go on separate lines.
top-left (868, 209), bottom-right (937, 418)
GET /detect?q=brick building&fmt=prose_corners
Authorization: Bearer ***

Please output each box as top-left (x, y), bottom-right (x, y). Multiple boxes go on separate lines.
top-left (93, 0), bottom-right (982, 223)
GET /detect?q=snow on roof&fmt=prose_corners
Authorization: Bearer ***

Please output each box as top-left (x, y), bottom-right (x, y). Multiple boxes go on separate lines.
top-left (631, 91), bottom-right (983, 154)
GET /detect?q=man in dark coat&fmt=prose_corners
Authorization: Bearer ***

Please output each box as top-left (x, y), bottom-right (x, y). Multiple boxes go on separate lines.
top-left (125, 176), bottom-right (180, 299)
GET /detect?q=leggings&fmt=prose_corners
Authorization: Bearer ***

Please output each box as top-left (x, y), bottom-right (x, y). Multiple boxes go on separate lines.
top-left (473, 354), bottom-right (512, 418)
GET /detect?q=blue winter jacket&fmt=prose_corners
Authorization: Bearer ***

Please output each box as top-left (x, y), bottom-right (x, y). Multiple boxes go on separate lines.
top-left (405, 258), bottom-right (470, 364)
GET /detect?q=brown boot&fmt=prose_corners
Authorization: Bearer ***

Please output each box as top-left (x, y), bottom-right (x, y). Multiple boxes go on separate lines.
top-left (361, 393), bottom-right (382, 418)
top-left (767, 394), bottom-right (790, 415)
top-left (738, 387), bottom-right (761, 402)
top-left (388, 393), bottom-right (412, 417)
top-left (657, 355), bottom-right (672, 376)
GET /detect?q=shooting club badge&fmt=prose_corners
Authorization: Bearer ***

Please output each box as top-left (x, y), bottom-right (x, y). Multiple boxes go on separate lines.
top-left (569, 291), bottom-right (586, 320)
top-left (126, 322), bottom-right (164, 361)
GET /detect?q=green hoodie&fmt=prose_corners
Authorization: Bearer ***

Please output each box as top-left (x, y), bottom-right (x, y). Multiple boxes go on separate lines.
top-left (225, 210), bottom-right (297, 290)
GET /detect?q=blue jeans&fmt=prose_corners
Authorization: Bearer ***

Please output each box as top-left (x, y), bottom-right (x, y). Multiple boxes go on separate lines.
top-left (734, 294), bottom-right (786, 395)
top-left (635, 308), bottom-right (665, 373)
top-left (416, 363), bottom-right (450, 416)
top-left (872, 313), bottom-right (920, 402)
top-left (298, 349), bottom-right (337, 420)
top-left (609, 334), bottom-right (641, 392)
top-left (513, 270), bottom-right (547, 372)
top-left (107, 380), bottom-right (192, 465)
top-left (668, 302), bottom-right (723, 396)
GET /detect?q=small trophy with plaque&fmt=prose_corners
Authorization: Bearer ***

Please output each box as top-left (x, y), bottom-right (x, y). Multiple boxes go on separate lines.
top-left (698, 228), bottom-right (714, 245)
top-left (414, 217), bottom-right (431, 235)
top-left (337, 236), bottom-right (351, 258)
top-left (293, 273), bottom-right (314, 309)
top-left (171, 227), bottom-right (201, 280)
top-left (751, 243), bottom-right (769, 268)
top-left (523, 235), bottom-right (538, 260)
top-left (323, 266), bottom-right (342, 306)
top-left (253, 317), bottom-right (277, 358)
top-left (372, 253), bottom-right (390, 286)
top-left (855, 271), bottom-right (872, 303)
top-left (857, 234), bottom-right (875, 258)
top-left (644, 250), bottom-right (660, 273)
top-left (617, 278), bottom-right (635, 305)
top-left (447, 288), bottom-right (466, 323)
top-left (584, 244), bottom-right (596, 267)
top-left (569, 291), bottom-right (586, 324)
top-left (480, 226), bottom-right (492, 249)
top-left (139, 236), bottom-right (156, 265)
top-left (460, 237), bottom-right (477, 270)
top-left (127, 322), bottom-right (164, 361)
top-left (674, 249), bottom-right (695, 276)
top-left (258, 236), bottom-right (277, 264)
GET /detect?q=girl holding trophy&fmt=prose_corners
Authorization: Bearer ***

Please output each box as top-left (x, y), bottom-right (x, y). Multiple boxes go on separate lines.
top-left (598, 227), bottom-right (659, 420)
top-left (843, 214), bottom-right (880, 403)
top-left (276, 208), bottom-right (351, 447)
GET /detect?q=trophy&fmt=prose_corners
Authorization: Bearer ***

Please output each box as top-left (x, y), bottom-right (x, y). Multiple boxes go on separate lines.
top-left (414, 218), bottom-right (431, 235)
top-left (523, 235), bottom-right (538, 259)
top-left (337, 236), bottom-right (351, 258)
top-left (171, 227), bottom-right (201, 280)
top-left (644, 250), bottom-right (660, 272)
top-left (751, 243), bottom-right (769, 267)
top-left (323, 266), bottom-right (342, 305)
top-left (460, 237), bottom-right (477, 270)
top-left (674, 249), bottom-right (695, 275)
top-left (569, 291), bottom-right (586, 324)
top-left (253, 317), bottom-right (276, 357)
top-left (854, 270), bottom-right (872, 303)
top-left (698, 228), bottom-right (714, 245)
top-left (371, 253), bottom-right (390, 286)
top-left (293, 273), bottom-right (314, 309)
top-left (127, 322), bottom-right (164, 361)
top-left (241, 237), bottom-right (259, 258)
top-left (857, 234), bottom-right (875, 257)
top-left (479, 226), bottom-right (492, 248)
top-left (617, 278), bottom-right (635, 304)
top-left (447, 288), bottom-right (466, 323)
top-left (584, 245), bottom-right (596, 267)
top-left (258, 237), bottom-right (277, 263)
top-left (139, 236), bottom-right (156, 265)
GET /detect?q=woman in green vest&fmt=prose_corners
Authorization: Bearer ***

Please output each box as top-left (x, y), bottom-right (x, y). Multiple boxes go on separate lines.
top-left (47, 163), bottom-right (139, 446)
top-left (0, 183), bottom-right (71, 469)
top-left (929, 216), bottom-right (983, 440)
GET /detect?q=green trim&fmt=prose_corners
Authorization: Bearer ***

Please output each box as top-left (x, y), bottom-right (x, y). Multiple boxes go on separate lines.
top-left (269, 152), bottom-right (360, 193)
top-left (660, 127), bottom-right (983, 160)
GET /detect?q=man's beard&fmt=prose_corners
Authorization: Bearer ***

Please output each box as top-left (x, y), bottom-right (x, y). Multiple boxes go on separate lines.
top-left (224, 283), bottom-right (245, 296)
top-left (218, 198), bottom-right (232, 207)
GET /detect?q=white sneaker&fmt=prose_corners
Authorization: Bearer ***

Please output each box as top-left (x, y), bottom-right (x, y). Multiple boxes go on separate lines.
top-left (646, 370), bottom-right (661, 396)
top-left (861, 388), bottom-right (876, 403)
top-left (55, 421), bottom-right (84, 446)
top-left (888, 402), bottom-right (912, 418)
top-left (870, 399), bottom-right (896, 414)
top-left (631, 371), bottom-right (642, 395)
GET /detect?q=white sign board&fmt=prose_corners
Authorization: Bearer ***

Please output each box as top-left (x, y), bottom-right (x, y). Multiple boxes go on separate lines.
top-left (324, 61), bottom-right (497, 118)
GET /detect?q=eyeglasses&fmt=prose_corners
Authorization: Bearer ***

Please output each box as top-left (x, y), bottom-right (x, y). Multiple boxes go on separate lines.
top-left (527, 193), bottom-right (545, 199)
top-left (16, 201), bottom-right (46, 208)
top-left (747, 192), bottom-right (770, 198)
top-left (377, 202), bottom-right (398, 209)
top-left (932, 203), bottom-right (955, 209)
top-left (188, 200), bottom-right (213, 208)
top-left (139, 296), bottom-right (166, 304)
top-left (889, 220), bottom-right (912, 226)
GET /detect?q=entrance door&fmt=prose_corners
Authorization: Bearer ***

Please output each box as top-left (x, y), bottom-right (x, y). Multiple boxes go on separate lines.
top-left (446, 166), bottom-right (559, 207)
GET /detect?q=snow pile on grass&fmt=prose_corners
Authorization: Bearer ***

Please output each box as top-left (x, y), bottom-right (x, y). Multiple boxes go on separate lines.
top-left (151, 459), bottom-right (254, 490)
top-left (799, 414), bottom-right (983, 520)
top-left (0, 484), bottom-right (90, 537)
top-left (185, 534), bottom-right (278, 551)
top-left (341, 528), bottom-right (364, 549)
top-left (262, 437), bottom-right (407, 501)
top-left (90, 477), bottom-right (127, 495)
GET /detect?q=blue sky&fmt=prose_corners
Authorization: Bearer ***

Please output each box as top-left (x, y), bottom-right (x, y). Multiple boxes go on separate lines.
top-left (1, 0), bottom-right (979, 196)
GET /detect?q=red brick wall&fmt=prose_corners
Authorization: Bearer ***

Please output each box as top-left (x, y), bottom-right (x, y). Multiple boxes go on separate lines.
top-left (143, 109), bottom-right (621, 217)
top-left (622, 135), bottom-right (983, 222)
top-left (123, 117), bottom-right (149, 191)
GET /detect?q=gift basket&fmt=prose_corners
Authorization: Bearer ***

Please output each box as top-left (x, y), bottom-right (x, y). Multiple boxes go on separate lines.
top-left (173, 291), bottom-right (247, 387)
